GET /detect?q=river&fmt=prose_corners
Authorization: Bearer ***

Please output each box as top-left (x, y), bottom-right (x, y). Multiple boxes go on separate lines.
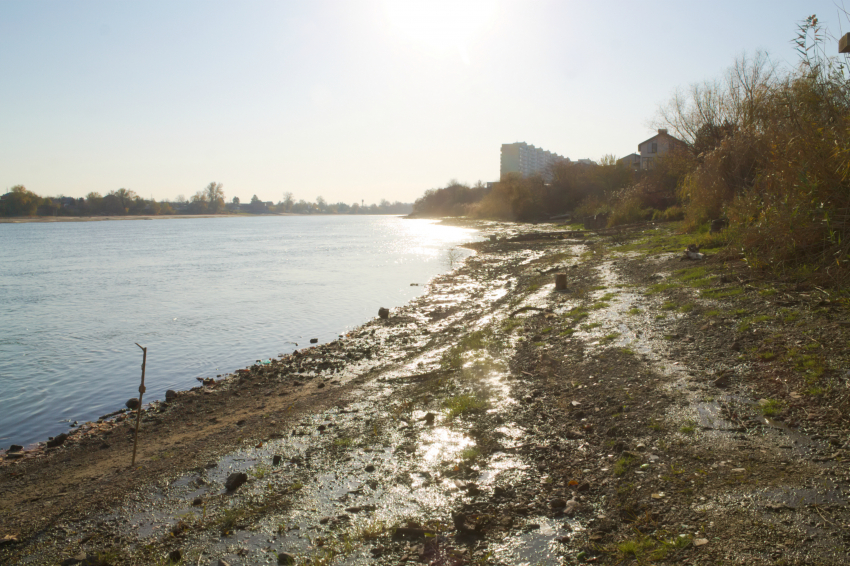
top-left (0, 215), bottom-right (479, 447)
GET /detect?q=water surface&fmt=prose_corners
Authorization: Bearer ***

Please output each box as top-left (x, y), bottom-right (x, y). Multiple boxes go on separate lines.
top-left (0, 215), bottom-right (478, 446)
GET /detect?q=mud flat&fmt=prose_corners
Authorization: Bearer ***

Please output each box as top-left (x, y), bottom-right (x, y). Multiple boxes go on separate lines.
top-left (2, 220), bottom-right (850, 565)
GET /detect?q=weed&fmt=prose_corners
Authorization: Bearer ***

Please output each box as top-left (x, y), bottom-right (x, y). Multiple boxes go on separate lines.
top-left (760, 399), bottom-right (782, 417)
top-left (334, 437), bottom-right (353, 447)
top-left (627, 307), bottom-right (643, 315)
top-left (680, 420), bottom-right (697, 435)
top-left (600, 332), bottom-right (621, 343)
top-left (648, 282), bottom-right (679, 294)
top-left (250, 464), bottom-right (270, 479)
top-left (679, 303), bottom-right (694, 313)
top-left (704, 309), bottom-right (722, 317)
top-left (460, 447), bottom-right (481, 462)
top-left (614, 454), bottom-right (638, 476)
top-left (559, 328), bottom-right (576, 337)
top-left (581, 322), bottom-right (603, 330)
top-left (701, 288), bottom-right (743, 299)
top-left (590, 301), bottom-right (611, 310)
top-left (661, 301), bottom-right (678, 311)
top-left (443, 393), bottom-right (487, 419)
top-left (647, 419), bottom-right (664, 431)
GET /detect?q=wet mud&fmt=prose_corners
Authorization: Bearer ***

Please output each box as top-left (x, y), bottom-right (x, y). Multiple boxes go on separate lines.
top-left (2, 220), bottom-right (850, 565)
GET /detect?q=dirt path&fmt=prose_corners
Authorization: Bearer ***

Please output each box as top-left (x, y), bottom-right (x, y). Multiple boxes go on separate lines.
top-left (2, 221), bottom-right (849, 565)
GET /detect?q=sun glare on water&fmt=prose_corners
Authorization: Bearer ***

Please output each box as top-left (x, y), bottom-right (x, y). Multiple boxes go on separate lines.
top-left (382, 0), bottom-right (499, 63)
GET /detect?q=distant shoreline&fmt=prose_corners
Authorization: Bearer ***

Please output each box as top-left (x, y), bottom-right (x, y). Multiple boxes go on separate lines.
top-left (0, 212), bottom-right (366, 223)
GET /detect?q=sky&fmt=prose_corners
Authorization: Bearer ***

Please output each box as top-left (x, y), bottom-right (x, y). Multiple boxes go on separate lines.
top-left (1, 0), bottom-right (848, 205)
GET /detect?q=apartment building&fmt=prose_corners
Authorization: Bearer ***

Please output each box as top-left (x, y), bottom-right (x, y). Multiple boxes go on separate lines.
top-left (500, 142), bottom-right (568, 181)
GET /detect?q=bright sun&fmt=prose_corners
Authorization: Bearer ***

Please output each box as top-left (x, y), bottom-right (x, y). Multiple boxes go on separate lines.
top-left (382, 0), bottom-right (499, 62)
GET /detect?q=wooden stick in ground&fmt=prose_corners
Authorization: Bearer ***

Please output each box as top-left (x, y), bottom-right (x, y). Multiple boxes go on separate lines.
top-left (131, 343), bottom-right (147, 467)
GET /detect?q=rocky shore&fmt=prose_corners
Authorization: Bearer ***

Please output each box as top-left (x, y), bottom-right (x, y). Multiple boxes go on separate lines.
top-left (2, 219), bottom-right (849, 565)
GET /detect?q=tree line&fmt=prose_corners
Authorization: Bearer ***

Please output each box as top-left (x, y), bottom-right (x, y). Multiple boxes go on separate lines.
top-left (413, 16), bottom-right (850, 286)
top-left (0, 182), bottom-right (412, 217)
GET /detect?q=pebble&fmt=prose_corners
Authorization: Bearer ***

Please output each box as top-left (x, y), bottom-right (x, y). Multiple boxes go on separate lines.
top-left (165, 389), bottom-right (177, 402)
top-left (224, 472), bottom-right (248, 491)
top-left (46, 433), bottom-right (68, 448)
top-left (126, 398), bottom-right (140, 410)
top-left (277, 552), bottom-right (296, 565)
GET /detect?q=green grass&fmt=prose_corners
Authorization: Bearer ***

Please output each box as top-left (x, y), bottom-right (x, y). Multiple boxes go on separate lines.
top-left (647, 282), bottom-right (680, 294)
top-left (704, 309), bottom-right (722, 317)
top-left (581, 322), bottom-right (603, 330)
top-left (679, 303), bottom-right (694, 313)
top-left (701, 288), bottom-right (743, 299)
top-left (589, 301), bottom-right (611, 310)
top-left (760, 399), bottom-right (782, 417)
top-left (627, 307), bottom-right (643, 315)
top-left (460, 447), bottom-right (481, 462)
top-left (441, 330), bottom-right (489, 369)
top-left (559, 328), bottom-right (576, 337)
top-left (443, 393), bottom-right (487, 420)
top-left (334, 437), bottom-right (353, 447)
top-left (600, 332), bottom-right (621, 343)
top-left (680, 420), bottom-right (697, 435)
top-left (501, 318), bottom-right (524, 333)
top-left (661, 301), bottom-right (678, 311)
top-left (614, 454), bottom-right (638, 476)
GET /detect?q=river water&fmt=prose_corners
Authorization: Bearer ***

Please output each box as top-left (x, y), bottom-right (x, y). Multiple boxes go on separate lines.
top-left (0, 216), bottom-right (479, 447)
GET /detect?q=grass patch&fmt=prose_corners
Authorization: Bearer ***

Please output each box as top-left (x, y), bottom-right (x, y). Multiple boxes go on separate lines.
top-left (590, 301), bottom-right (611, 310)
top-left (614, 454), bottom-right (638, 476)
top-left (679, 303), bottom-right (694, 313)
top-left (704, 309), bottom-right (722, 317)
top-left (760, 399), bottom-right (782, 417)
top-left (581, 322), bottom-right (603, 330)
top-left (443, 393), bottom-right (487, 420)
top-left (559, 328), bottom-right (576, 337)
top-left (600, 332), bottom-right (621, 343)
top-left (661, 301), bottom-right (678, 311)
top-left (701, 288), bottom-right (743, 299)
top-left (441, 330), bottom-right (489, 369)
top-left (647, 282), bottom-right (680, 294)
top-left (627, 307), bottom-right (643, 315)
top-left (334, 437), bottom-right (353, 447)
top-left (679, 420), bottom-right (697, 435)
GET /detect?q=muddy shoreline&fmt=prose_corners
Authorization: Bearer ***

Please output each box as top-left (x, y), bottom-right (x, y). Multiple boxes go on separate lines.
top-left (2, 219), bottom-right (849, 565)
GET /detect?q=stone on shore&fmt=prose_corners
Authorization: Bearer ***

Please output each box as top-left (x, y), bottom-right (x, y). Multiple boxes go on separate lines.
top-left (165, 389), bottom-right (178, 402)
top-left (46, 433), bottom-right (68, 448)
top-left (126, 398), bottom-right (140, 410)
top-left (225, 472), bottom-right (248, 492)
top-left (378, 307), bottom-right (389, 319)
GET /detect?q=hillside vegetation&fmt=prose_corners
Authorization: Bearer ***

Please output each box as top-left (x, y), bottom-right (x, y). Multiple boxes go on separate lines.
top-left (413, 16), bottom-right (850, 287)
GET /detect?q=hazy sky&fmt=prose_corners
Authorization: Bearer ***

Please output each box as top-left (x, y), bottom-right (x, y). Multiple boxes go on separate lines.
top-left (1, 1), bottom-right (847, 204)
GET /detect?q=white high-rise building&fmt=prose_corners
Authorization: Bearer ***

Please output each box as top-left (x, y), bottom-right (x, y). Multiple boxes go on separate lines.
top-left (500, 142), bottom-right (568, 180)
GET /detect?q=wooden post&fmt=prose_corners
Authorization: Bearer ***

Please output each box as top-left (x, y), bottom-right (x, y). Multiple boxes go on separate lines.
top-left (131, 343), bottom-right (147, 467)
top-left (555, 273), bottom-right (567, 290)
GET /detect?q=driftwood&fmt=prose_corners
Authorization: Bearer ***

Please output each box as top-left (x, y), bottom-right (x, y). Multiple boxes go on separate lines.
top-left (131, 343), bottom-right (147, 467)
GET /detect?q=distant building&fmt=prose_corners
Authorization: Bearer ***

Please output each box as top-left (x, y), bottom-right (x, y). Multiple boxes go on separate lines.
top-left (637, 129), bottom-right (687, 170)
top-left (576, 158), bottom-right (597, 166)
top-left (500, 142), bottom-right (568, 181)
top-left (617, 153), bottom-right (641, 170)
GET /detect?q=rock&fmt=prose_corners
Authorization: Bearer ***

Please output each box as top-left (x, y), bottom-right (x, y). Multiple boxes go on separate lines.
top-left (126, 398), bottom-right (140, 410)
top-left (8, 445), bottom-right (22, 453)
top-left (378, 307), bottom-right (390, 319)
top-left (46, 433), bottom-right (68, 448)
top-left (730, 468), bottom-right (746, 474)
top-left (422, 412), bottom-right (436, 425)
top-left (277, 552), bottom-right (296, 565)
top-left (365, 464), bottom-right (376, 473)
top-left (635, 442), bottom-right (646, 451)
top-left (563, 499), bottom-right (581, 516)
top-left (317, 382), bottom-right (325, 389)
top-left (550, 498), bottom-right (567, 509)
top-left (224, 472), bottom-right (248, 491)
top-left (168, 549), bottom-right (182, 563)
top-left (310, 338), bottom-right (318, 344)
top-left (192, 497), bottom-right (203, 506)
top-left (713, 374), bottom-right (731, 388)
top-left (694, 538), bottom-right (709, 546)
top-left (273, 454), bottom-right (282, 466)
top-left (165, 389), bottom-right (178, 402)
top-left (216, 560), bottom-right (232, 566)
top-left (576, 482), bottom-right (591, 492)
